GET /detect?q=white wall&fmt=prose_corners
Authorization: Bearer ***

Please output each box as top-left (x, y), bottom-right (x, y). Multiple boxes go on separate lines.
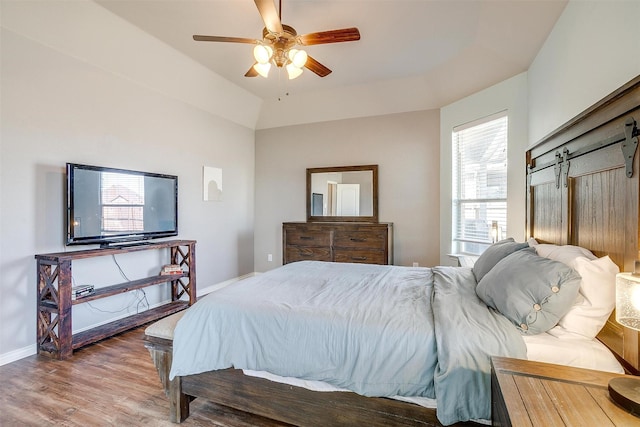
top-left (439, 73), bottom-right (529, 265)
top-left (0, 1), bottom-right (257, 363)
top-left (254, 110), bottom-right (441, 272)
top-left (528, 0), bottom-right (640, 144)
top-left (438, 0), bottom-right (640, 267)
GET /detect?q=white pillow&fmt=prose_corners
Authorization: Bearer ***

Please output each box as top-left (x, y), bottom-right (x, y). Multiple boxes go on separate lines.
top-left (530, 242), bottom-right (597, 265)
top-left (527, 240), bottom-right (618, 338)
top-left (557, 255), bottom-right (619, 338)
top-left (523, 327), bottom-right (624, 373)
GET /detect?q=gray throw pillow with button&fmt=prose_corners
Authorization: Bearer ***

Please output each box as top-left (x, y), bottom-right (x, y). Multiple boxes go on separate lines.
top-left (475, 247), bottom-right (582, 335)
top-left (472, 238), bottom-right (529, 283)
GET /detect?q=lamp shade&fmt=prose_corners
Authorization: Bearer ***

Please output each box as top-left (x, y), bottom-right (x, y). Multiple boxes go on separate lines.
top-left (615, 272), bottom-right (640, 330)
top-left (253, 62), bottom-right (271, 78)
top-left (253, 45), bottom-right (273, 64)
top-left (286, 63), bottom-right (303, 80)
top-left (288, 49), bottom-right (308, 68)
top-left (611, 272), bottom-right (640, 417)
top-left (490, 221), bottom-right (499, 243)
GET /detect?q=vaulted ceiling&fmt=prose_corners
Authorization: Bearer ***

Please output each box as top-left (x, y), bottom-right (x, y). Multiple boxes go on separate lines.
top-left (96, 0), bottom-right (568, 127)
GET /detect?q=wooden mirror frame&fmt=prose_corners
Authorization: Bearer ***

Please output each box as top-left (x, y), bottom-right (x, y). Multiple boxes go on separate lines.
top-left (306, 165), bottom-right (378, 223)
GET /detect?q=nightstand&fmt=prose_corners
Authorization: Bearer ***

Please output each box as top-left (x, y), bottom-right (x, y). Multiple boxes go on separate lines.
top-left (490, 356), bottom-right (640, 426)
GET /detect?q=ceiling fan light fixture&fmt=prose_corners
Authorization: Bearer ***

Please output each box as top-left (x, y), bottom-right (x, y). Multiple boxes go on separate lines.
top-left (288, 49), bottom-right (308, 68)
top-left (253, 44), bottom-right (273, 64)
top-left (286, 63), bottom-right (303, 80)
top-left (192, 1), bottom-right (360, 80)
top-left (254, 62), bottom-right (271, 78)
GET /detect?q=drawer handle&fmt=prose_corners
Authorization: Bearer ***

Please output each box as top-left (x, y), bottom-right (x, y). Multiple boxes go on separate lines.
top-left (300, 236), bottom-right (314, 240)
top-left (351, 256), bottom-right (367, 261)
top-left (350, 238), bottom-right (366, 242)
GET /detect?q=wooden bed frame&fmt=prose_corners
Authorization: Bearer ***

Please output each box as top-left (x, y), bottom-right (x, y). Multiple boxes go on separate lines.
top-left (526, 74), bottom-right (640, 375)
top-left (144, 75), bottom-right (640, 425)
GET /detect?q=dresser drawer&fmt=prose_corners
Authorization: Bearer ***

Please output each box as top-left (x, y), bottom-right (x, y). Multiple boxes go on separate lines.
top-left (283, 222), bottom-right (393, 265)
top-left (333, 230), bottom-right (387, 248)
top-left (334, 249), bottom-right (386, 265)
top-left (285, 230), bottom-right (331, 247)
top-left (285, 246), bottom-right (332, 263)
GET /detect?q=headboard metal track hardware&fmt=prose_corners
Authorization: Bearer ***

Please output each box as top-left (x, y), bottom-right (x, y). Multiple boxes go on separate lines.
top-left (554, 151), bottom-right (562, 189)
top-left (561, 148), bottom-right (570, 188)
top-left (622, 116), bottom-right (639, 178)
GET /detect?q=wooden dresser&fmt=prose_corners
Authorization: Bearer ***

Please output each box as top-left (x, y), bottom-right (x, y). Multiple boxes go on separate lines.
top-left (491, 356), bottom-right (639, 426)
top-left (282, 222), bottom-right (393, 265)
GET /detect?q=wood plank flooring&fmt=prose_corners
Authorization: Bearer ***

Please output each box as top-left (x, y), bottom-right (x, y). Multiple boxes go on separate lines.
top-left (0, 326), bottom-right (290, 427)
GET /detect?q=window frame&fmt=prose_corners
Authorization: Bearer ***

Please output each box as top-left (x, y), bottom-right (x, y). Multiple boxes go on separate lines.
top-left (451, 111), bottom-right (508, 255)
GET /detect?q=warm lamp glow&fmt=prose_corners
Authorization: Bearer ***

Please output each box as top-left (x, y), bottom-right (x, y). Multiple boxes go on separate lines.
top-left (288, 49), bottom-right (308, 68)
top-left (615, 273), bottom-right (640, 330)
top-left (490, 221), bottom-right (499, 243)
top-left (253, 45), bottom-right (273, 64)
top-left (286, 63), bottom-right (303, 80)
top-left (253, 62), bottom-right (271, 78)
top-left (251, 45), bottom-right (306, 80)
top-left (610, 271), bottom-right (640, 415)
top-left (632, 286), bottom-right (640, 311)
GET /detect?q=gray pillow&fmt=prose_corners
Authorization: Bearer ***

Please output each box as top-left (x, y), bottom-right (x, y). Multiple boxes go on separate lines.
top-left (472, 238), bottom-right (529, 282)
top-left (476, 248), bottom-right (582, 335)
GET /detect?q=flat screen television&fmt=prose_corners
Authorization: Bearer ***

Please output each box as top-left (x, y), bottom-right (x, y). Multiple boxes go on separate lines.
top-left (66, 163), bottom-right (178, 246)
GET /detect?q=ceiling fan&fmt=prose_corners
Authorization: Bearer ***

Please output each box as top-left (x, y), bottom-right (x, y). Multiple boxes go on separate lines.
top-left (193, 0), bottom-right (361, 80)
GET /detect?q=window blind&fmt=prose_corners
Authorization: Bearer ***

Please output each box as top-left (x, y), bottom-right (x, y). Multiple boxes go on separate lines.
top-left (452, 113), bottom-right (508, 255)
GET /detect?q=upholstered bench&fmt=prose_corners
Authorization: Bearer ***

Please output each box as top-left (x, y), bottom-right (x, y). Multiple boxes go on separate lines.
top-left (145, 310), bottom-right (185, 341)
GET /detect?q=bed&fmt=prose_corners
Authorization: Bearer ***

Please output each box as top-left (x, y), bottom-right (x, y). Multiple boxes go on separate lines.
top-left (144, 75), bottom-right (640, 426)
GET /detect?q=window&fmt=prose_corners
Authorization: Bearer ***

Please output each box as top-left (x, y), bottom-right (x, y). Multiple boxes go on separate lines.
top-left (452, 113), bottom-right (508, 255)
top-left (101, 172), bottom-right (145, 234)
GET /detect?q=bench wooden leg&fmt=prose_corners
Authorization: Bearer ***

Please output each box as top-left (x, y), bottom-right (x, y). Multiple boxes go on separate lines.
top-left (144, 336), bottom-right (191, 423)
top-left (168, 375), bottom-right (190, 423)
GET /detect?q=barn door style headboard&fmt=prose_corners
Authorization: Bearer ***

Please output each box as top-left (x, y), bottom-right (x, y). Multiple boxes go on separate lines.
top-left (526, 75), bottom-right (640, 373)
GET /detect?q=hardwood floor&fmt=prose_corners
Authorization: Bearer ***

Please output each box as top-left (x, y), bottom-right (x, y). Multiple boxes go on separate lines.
top-left (0, 326), bottom-right (290, 426)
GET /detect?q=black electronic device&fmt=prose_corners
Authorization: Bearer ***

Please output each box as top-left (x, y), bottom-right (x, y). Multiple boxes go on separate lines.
top-left (66, 163), bottom-right (178, 246)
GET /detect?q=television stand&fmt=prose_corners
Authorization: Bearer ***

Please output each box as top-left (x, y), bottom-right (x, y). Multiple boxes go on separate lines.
top-left (100, 240), bottom-right (153, 249)
top-left (35, 239), bottom-right (196, 359)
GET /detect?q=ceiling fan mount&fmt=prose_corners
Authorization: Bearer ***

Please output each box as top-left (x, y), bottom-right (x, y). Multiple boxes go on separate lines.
top-left (262, 25), bottom-right (298, 67)
top-left (192, 0), bottom-right (360, 79)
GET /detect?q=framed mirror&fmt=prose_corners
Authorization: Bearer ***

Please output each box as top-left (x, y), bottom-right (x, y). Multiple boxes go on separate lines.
top-left (307, 165), bottom-right (378, 223)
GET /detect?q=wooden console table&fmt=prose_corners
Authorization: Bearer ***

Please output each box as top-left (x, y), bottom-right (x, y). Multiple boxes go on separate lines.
top-left (35, 239), bottom-right (196, 359)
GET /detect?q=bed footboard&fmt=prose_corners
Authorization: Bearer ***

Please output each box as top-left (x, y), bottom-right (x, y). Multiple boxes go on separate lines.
top-left (143, 334), bottom-right (452, 426)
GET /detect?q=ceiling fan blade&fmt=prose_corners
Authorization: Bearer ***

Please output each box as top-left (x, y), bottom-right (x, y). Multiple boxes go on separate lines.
top-left (254, 0), bottom-right (283, 35)
top-left (298, 27), bottom-right (360, 46)
top-left (305, 56), bottom-right (332, 77)
top-left (245, 64), bottom-right (259, 77)
top-left (193, 35), bottom-right (257, 44)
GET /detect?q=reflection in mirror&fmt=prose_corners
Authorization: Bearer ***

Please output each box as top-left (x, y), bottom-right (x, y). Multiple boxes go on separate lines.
top-left (307, 165), bottom-right (378, 223)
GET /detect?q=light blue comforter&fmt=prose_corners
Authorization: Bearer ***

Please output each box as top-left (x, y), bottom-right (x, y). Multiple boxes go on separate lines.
top-left (431, 266), bottom-right (527, 424)
top-left (169, 261), bottom-right (526, 425)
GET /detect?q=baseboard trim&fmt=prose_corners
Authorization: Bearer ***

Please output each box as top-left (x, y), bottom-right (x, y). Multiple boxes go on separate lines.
top-left (0, 344), bottom-right (37, 366)
top-left (0, 272), bottom-right (259, 366)
top-left (197, 272), bottom-right (258, 297)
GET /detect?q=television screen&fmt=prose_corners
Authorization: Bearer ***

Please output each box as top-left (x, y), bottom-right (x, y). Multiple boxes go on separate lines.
top-left (66, 163), bottom-right (178, 246)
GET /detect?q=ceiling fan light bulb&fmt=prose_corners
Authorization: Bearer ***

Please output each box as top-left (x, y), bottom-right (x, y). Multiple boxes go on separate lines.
top-left (292, 49), bottom-right (308, 68)
top-left (286, 63), bottom-right (303, 80)
top-left (253, 45), bottom-right (273, 64)
top-left (254, 62), bottom-right (271, 78)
